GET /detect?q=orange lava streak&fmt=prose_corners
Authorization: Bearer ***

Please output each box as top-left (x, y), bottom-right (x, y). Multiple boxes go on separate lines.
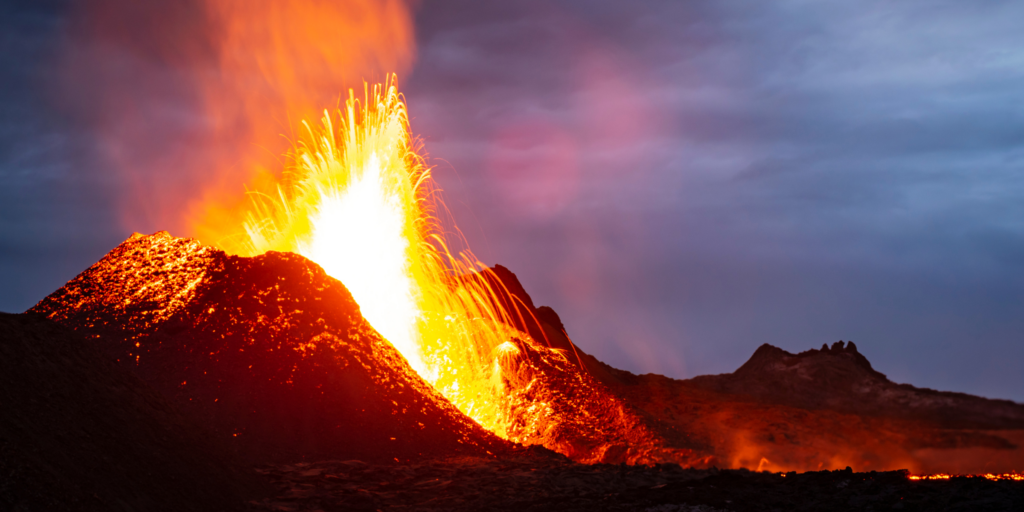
top-left (909, 472), bottom-right (1024, 481)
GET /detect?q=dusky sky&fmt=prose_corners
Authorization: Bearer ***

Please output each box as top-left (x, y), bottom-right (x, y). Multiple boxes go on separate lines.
top-left (2, 0), bottom-right (1022, 401)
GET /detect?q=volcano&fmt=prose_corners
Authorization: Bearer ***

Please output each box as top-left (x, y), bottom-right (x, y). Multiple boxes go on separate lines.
top-left (5, 230), bottom-right (1022, 510)
top-left (26, 231), bottom-right (697, 466)
top-left (27, 231), bottom-right (510, 464)
top-left (24, 231), bottom-right (1024, 476)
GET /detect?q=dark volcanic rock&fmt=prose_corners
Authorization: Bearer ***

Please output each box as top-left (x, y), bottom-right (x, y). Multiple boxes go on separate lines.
top-left (477, 265), bottom-right (713, 466)
top-left (20, 231), bottom-right (1024, 475)
top-left (590, 341), bottom-right (1024, 473)
top-left (462, 265), bottom-right (1024, 472)
top-left (480, 264), bottom-right (609, 376)
top-left (688, 341), bottom-right (1024, 430)
top-left (249, 456), bottom-right (1024, 512)
top-left (29, 231), bottom-right (510, 464)
top-left (0, 312), bottom-right (258, 511)
top-left (494, 336), bottom-right (709, 466)
top-left (476, 264), bottom-right (555, 348)
top-left (26, 232), bottom-right (706, 468)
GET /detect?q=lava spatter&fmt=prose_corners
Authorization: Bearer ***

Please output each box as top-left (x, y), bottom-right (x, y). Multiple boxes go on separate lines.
top-left (30, 231), bottom-right (510, 463)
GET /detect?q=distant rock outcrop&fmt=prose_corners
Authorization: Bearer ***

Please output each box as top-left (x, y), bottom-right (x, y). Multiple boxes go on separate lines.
top-left (463, 263), bottom-right (1024, 472)
top-left (687, 341), bottom-right (1024, 430)
top-left (585, 340), bottom-right (1024, 473)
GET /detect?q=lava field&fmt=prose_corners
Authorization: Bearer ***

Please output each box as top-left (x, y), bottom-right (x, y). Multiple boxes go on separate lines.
top-left (2, 232), bottom-right (1022, 510)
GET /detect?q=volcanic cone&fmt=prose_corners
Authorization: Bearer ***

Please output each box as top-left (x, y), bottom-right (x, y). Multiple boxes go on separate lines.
top-left (30, 231), bottom-right (509, 463)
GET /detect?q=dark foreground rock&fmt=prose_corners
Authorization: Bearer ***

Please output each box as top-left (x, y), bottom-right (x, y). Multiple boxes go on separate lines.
top-left (247, 456), bottom-right (1024, 512)
top-left (0, 312), bottom-right (259, 511)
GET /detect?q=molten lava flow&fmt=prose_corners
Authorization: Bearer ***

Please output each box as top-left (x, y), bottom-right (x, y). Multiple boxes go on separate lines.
top-left (909, 473), bottom-right (1024, 481)
top-left (244, 90), bottom-right (427, 375)
top-left (239, 76), bottom-right (536, 436)
top-left (301, 152), bottom-right (421, 374)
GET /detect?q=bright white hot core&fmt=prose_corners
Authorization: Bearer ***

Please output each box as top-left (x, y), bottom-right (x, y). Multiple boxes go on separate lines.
top-left (299, 153), bottom-right (427, 377)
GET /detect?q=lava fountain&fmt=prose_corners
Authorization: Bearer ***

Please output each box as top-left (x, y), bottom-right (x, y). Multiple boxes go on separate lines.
top-left (237, 76), bottom-right (537, 437)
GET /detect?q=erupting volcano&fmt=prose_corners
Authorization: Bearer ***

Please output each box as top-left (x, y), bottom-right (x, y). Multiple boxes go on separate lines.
top-left (188, 76), bottom-right (670, 460)
top-left (22, 77), bottom-right (1024, 476)
top-left (230, 77), bottom-right (552, 438)
top-left (4, 2), bottom-right (1024, 509)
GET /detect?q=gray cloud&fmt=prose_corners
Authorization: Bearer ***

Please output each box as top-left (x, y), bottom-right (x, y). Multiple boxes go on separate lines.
top-left (1, 0), bottom-right (1022, 400)
top-left (405, 0), bottom-right (1024, 399)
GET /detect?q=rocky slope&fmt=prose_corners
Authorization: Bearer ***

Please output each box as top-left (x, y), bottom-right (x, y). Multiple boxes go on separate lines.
top-left (484, 266), bottom-right (1024, 474)
top-left (688, 341), bottom-right (1024, 430)
top-left (587, 344), bottom-right (1024, 473)
top-left (468, 265), bottom-right (708, 465)
top-left (26, 231), bottom-right (690, 467)
top-left (28, 231), bottom-right (509, 464)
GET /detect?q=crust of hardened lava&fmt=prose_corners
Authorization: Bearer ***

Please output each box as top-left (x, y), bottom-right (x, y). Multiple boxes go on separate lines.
top-left (470, 265), bottom-right (715, 467)
top-left (29, 231), bottom-right (512, 465)
top-left (485, 265), bottom-right (1024, 474)
top-left (0, 312), bottom-right (261, 511)
top-left (573, 342), bottom-right (1024, 473)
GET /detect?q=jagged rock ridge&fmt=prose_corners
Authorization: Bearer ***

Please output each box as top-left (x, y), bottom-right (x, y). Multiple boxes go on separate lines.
top-left (479, 267), bottom-right (1024, 472)
top-left (688, 341), bottom-right (1024, 430)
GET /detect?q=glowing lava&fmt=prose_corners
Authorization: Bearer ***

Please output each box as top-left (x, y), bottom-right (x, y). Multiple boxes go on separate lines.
top-left (302, 153), bottom-right (422, 370)
top-left (239, 76), bottom-right (531, 436)
top-left (243, 91), bottom-right (427, 376)
top-left (909, 473), bottom-right (1024, 481)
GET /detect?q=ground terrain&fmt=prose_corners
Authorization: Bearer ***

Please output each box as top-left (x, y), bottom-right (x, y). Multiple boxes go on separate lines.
top-left (249, 456), bottom-right (1023, 512)
top-left (2, 231), bottom-right (1022, 509)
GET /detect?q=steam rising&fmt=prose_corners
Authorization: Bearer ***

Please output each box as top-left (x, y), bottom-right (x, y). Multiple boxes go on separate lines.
top-left (59, 0), bottom-right (417, 239)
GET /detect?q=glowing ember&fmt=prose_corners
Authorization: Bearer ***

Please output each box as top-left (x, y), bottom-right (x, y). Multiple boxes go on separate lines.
top-left (301, 153), bottom-right (422, 373)
top-left (237, 76), bottom-right (530, 436)
top-left (909, 473), bottom-right (1024, 481)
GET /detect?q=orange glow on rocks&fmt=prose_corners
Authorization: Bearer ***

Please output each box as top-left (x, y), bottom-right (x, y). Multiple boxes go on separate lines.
top-left (910, 473), bottom-right (1024, 481)
top-left (211, 77), bottom-right (682, 465)
top-left (50, 1), bottom-right (1024, 478)
top-left (230, 76), bottom-right (519, 434)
